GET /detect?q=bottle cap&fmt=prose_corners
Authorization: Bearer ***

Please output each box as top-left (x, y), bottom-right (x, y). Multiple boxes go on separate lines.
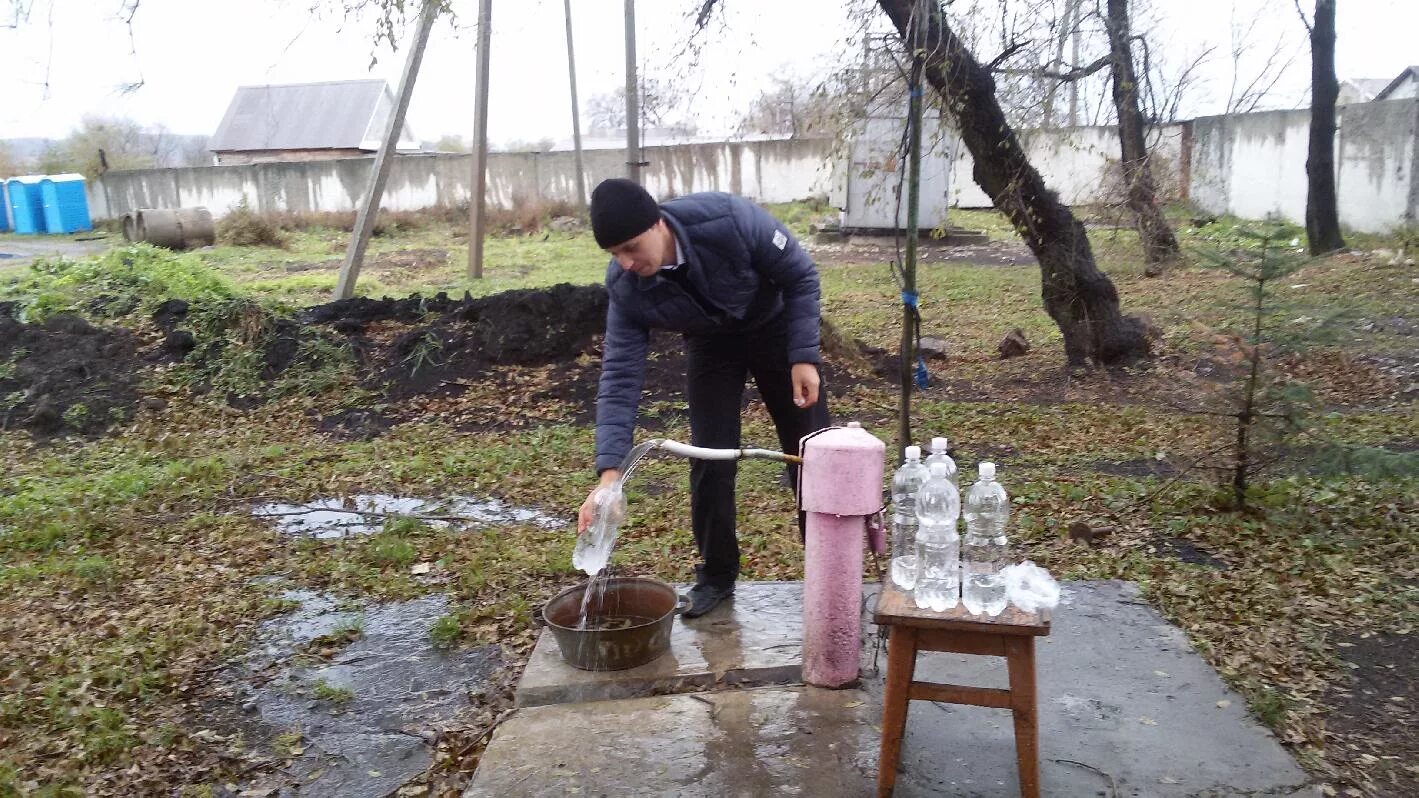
top-left (905, 445), bottom-right (921, 460)
top-left (932, 436), bottom-right (948, 452)
top-left (980, 462), bottom-right (996, 479)
top-left (929, 462), bottom-right (949, 478)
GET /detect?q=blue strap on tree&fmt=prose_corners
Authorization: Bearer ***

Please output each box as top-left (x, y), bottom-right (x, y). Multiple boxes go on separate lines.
top-left (901, 290), bottom-right (929, 389)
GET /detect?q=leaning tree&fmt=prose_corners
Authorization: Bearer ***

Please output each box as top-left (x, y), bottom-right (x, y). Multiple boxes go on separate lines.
top-left (877, 0), bottom-right (1151, 366)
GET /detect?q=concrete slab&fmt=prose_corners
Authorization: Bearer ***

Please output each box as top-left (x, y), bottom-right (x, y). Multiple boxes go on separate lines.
top-left (474, 581), bottom-right (1317, 796)
top-left (861, 581), bottom-right (1319, 797)
top-left (516, 581), bottom-right (805, 707)
top-left (467, 686), bottom-right (878, 797)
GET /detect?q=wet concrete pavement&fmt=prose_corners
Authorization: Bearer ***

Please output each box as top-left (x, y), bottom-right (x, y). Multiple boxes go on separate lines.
top-left (0, 234), bottom-right (110, 269)
top-left (467, 580), bottom-right (1319, 797)
top-left (467, 687), bottom-right (878, 797)
top-left (517, 582), bottom-right (805, 707)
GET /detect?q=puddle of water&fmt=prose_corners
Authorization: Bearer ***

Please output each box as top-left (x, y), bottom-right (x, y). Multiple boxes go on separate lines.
top-left (252, 493), bottom-right (566, 538)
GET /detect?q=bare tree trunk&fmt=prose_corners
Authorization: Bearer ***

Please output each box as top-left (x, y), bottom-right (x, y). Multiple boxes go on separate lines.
top-left (1304, 0), bottom-right (1345, 255)
top-left (877, 0), bottom-right (1149, 366)
top-left (1104, 0), bottom-right (1180, 276)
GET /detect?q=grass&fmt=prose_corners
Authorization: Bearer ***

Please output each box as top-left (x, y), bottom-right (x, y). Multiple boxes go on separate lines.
top-left (272, 729), bottom-right (305, 758)
top-left (0, 200), bottom-right (1415, 795)
top-left (310, 679), bottom-right (354, 705)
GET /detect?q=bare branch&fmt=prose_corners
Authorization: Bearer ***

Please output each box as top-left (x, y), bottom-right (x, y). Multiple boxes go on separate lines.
top-left (985, 39), bottom-right (1031, 70)
top-left (117, 0), bottom-right (146, 94)
top-left (996, 53), bottom-right (1110, 83)
top-left (1292, 0), bottom-right (1312, 35)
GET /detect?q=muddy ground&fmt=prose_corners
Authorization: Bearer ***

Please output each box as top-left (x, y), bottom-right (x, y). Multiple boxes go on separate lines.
top-left (1326, 632), bottom-right (1418, 796)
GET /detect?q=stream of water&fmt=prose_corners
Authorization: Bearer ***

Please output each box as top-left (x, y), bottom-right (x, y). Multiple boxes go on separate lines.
top-left (575, 440), bottom-right (661, 631)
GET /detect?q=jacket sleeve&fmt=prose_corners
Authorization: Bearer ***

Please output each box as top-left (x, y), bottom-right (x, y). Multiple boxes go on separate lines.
top-left (594, 296), bottom-right (650, 474)
top-left (734, 198), bottom-right (821, 364)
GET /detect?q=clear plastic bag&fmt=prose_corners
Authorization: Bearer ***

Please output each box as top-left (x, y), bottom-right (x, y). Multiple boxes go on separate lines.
top-left (1002, 560), bottom-right (1060, 613)
top-left (572, 483), bottom-right (627, 576)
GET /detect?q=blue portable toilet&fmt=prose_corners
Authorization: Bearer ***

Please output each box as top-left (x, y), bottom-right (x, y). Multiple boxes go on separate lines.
top-left (6, 176), bottom-right (47, 234)
top-left (40, 174), bottom-right (92, 234)
top-left (0, 182), bottom-right (10, 232)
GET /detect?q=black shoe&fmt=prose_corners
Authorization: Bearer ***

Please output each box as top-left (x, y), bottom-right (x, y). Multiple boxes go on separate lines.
top-left (681, 583), bottom-right (734, 618)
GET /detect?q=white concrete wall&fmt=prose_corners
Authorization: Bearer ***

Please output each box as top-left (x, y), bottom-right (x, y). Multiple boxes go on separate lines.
top-left (1190, 109), bottom-right (1311, 225)
top-left (87, 103), bottom-right (1417, 235)
top-left (88, 141), bottom-right (835, 221)
top-left (949, 124), bottom-right (1189, 208)
top-left (1190, 98), bottom-right (1418, 234)
top-left (1336, 99), bottom-right (1418, 233)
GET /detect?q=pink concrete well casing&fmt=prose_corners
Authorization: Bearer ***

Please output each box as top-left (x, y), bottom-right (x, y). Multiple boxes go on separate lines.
top-left (800, 423), bottom-right (886, 688)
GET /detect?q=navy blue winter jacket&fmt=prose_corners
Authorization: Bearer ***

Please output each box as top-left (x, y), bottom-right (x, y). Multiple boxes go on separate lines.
top-left (594, 192), bottom-right (821, 473)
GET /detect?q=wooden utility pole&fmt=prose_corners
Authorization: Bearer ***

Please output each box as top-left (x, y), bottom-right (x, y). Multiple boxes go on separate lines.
top-left (467, 0), bottom-right (494, 279)
top-left (898, 4), bottom-right (925, 460)
top-left (334, 0), bottom-right (438, 300)
top-left (563, 0), bottom-right (588, 208)
top-left (624, 0), bottom-right (643, 183)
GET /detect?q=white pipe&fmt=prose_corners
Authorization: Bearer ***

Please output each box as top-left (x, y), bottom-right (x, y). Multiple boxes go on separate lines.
top-left (653, 439), bottom-right (800, 464)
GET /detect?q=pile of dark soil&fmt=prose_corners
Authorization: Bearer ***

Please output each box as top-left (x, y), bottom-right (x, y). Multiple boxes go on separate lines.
top-left (1, 281), bottom-right (887, 439)
top-left (298, 292), bottom-right (470, 330)
top-left (300, 284), bottom-right (611, 399)
top-left (150, 298), bottom-right (348, 408)
top-left (0, 303), bottom-right (142, 436)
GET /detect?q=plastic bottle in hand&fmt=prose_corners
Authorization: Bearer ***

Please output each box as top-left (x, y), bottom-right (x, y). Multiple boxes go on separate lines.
top-left (924, 436), bottom-right (959, 487)
top-left (573, 483), bottom-right (627, 576)
top-left (889, 446), bottom-right (931, 590)
top-left (913, 462), bottom-right (961, 611)
top-left (962, 462), bottom-right (1009, 616)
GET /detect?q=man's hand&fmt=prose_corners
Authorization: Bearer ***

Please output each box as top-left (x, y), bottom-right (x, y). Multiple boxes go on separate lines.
top-left (791, 363), bottom-right (820, 408)
top-left (578, 469), bottom-right (623, 535)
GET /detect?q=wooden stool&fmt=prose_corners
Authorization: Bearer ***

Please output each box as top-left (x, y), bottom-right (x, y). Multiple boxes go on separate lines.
top-left (873, 583), bottom-right (1051, 798)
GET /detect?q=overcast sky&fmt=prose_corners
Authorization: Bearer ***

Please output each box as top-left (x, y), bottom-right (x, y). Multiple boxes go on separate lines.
top-left (3, 0), bottom-right (1415, 146)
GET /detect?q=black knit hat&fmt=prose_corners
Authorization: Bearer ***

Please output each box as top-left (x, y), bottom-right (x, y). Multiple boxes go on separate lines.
top-left (590, 178), bottom-right (660, 248)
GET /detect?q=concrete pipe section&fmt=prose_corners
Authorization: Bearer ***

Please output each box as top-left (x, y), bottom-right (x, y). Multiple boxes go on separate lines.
top-left (128, 207), bottom-right (215, 250)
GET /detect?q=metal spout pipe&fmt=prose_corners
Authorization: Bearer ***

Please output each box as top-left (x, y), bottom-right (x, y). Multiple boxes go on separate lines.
top-left (652, 439), bottom-right (802, 465)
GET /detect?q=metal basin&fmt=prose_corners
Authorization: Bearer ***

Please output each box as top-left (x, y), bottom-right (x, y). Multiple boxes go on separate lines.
top-left (543, 577), bottom-right (684, 671)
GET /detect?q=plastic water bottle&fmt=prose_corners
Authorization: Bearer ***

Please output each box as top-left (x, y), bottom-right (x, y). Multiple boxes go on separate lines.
top-left (572, 483), bottom-right (627, 575)
top-left (962, 462), bottom-right (1009, 616)
top-left (925, 436), bottom-right (959, 487)
top-left (889, 446), bottom-right (930, 590)
top-left (913, 462), bottom-right (961, 611)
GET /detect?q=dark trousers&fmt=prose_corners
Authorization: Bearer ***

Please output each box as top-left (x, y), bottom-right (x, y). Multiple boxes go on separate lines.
top-left (685, 320), bottom-right (831, 589)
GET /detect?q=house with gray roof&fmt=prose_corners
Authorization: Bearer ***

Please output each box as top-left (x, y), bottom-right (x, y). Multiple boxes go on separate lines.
top-left (1374, 66), bottom-right (1419, 101)
top-left (209, 79), bottom-right (420, 165)
top-left (1337, 77), bottom-right (1393, 105)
